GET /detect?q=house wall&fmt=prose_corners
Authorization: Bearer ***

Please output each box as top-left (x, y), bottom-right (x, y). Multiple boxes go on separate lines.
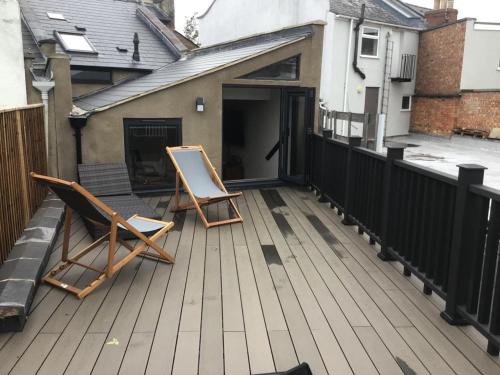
top-left (411, 19), bottom-right (500, 135)
top-left (321, 17), bottom-right (419, 137)
top-left (461, 21), bottom-right (500, 90)
top-left (0, 0), bottom-right (27, 109)
top-left (198, 0), bottom-right (328, 46)
top-left (414, 20), bottom-right (466, 96)
top-left (412, 92), bottom-right (500, 135)
top-left (75, 28), bottom-right (323, 180)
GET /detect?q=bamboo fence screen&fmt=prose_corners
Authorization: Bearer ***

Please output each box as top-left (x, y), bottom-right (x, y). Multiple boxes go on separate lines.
top-left (0, 104), bottom-right (47, 263)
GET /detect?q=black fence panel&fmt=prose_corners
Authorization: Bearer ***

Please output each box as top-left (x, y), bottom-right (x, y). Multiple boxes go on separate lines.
top-left (310, 131), bottom-right (500, 355)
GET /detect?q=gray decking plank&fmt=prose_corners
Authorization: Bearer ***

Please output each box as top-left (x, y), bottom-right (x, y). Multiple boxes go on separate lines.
top-left (286, 188), bottom-right (431, 375)
top-left (245, 191), bottom-right (329, 375)
top-left (118, 332), bottom-right (154, 375)
top-left (272, 190), bottom-right (379, 375)
top-left (64, 333), bottom-right (107, 375)
top-left (298, 189), bottom-right (500, 374)
top-left (36, 247), bottom-right (135, 375)
top-left (267, 330), bottom-right (299, 372)
top-left (237, 195), bottom-right (288, 332)
top-left (224, 331), bottom-right (250, 375)
top-left (8, 333), bottom-right (59, 375)
top-left (218, 203), bottom-right (245, 332)
top-left (172, 331), bottom-right (200, 375)
top-left (146, 210), bottom-right (196, 375)
top-left (354, 326), bottom-right (404, 375)
top-left (199, 204), bottom-right (224, 375)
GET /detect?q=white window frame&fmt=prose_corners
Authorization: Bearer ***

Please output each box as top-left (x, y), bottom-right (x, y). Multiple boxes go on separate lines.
top-left (401, 95), bottom-right (412, 111)
top-left (55, 32), bottom-right (97, 54)
top-left (360, 26), bottom-right (380, 59)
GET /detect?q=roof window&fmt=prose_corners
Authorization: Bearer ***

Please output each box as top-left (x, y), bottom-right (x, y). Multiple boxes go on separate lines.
top-left (47, 12), bottom-right (65, 20)
top-left (55, 32), bottom-right (97, 53)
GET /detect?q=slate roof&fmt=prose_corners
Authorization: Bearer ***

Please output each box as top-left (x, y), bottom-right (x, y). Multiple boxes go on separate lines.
top-left (330, 0), bottom-right (426, 29)
top-left (74, 25), bottom-right (314, 113)
top-left (20, 0), bottom-right (177, 70)
top-left (404, 2), bottom-right (432, 16)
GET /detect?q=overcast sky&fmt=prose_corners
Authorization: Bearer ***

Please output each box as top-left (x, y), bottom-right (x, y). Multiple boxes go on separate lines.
top-left (175, 0), bottom-right (500, 34)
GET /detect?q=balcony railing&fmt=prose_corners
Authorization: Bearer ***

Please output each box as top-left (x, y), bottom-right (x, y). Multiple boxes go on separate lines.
top-left (311, 131), bottom-right (500, 356)
top-left (391, 54), bottom-right (416, 82)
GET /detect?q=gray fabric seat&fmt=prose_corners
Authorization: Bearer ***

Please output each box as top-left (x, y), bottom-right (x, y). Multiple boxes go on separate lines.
top-left (78, 163), bottom-right (160, 239)
top-left (172, 149), bottom-right (229, 199)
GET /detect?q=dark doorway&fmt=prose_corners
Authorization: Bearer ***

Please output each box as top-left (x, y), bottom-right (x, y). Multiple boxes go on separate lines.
top-left (123, 118), bottom-right (181, 192)
top-left (364, 87), bottom-right (379, 115)
top-left (279, 88), bottom-right (314, 185)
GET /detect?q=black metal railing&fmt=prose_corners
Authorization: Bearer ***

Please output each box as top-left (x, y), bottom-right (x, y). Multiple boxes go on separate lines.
top-left (311, 130), bottom-right (500, 356)
top-left (391, 54), bottom-right (416, 82)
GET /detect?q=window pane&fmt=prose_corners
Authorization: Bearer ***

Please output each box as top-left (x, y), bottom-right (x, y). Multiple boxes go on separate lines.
top-left (361, 38), bottom-right (378, 56)
top-left (71, 69), bottom-right (112, 83)
top-left (59, 33), bottom-right (94, 52)
top-left (363, 27), bottom-right (379, 37)
top-left (401, 96), bottom-right (411, 110)
top-left (240, 56), bottom-right (299, 80)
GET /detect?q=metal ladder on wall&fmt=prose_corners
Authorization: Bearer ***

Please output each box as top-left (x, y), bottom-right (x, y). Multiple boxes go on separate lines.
top-left (381, 39), bottom-right (393, 115)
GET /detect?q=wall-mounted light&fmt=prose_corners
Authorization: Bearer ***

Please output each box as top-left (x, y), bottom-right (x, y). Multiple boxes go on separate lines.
top-left (196, 97), bottom-right (205, 112)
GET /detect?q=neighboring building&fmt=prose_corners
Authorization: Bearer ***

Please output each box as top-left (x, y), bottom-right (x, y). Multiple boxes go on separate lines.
top-left (199, 0), bottom-right (427, 138)
top-left (1, 0), bottom-right (27, 109)
top-left (411, 17), bottom-right (500, 135)
top-left (19, 0), bottom-right (324, 190)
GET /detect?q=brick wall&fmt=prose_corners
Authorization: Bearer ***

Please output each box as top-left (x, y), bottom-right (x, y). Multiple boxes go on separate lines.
top-left (415, 21), bottom-right (466, 96)
top-left (411, 92), bottom-right (500, 135)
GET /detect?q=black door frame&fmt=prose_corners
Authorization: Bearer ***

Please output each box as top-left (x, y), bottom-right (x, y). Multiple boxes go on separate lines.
top-left (279, 87), bottom-right (315, 185)
top-left (221, 84), bottom-right (315, 187)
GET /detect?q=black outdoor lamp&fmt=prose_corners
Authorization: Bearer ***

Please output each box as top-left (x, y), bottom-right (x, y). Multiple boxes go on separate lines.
top-left (196, 97), bottom-right (205, 112)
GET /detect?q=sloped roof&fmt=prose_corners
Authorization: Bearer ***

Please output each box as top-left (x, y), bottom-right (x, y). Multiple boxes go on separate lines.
top-left (74, 25), bottom-right (314, 113)
top-left (330, 0), bottom-right (426, 29)
top-left (404, 2), bottom-right (432, 16)
top-left (20, 0), bottom-right (177, 70)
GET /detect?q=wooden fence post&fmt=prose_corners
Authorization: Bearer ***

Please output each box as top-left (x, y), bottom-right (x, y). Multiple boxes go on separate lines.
top-left (15, 110), bottom-right (30, 224)
top-left (342, 136), bottom-right (362, 226)
top-left (378, 144), bottom-right (405, 261)
top-left (441, 164), bottom-right (486, 325)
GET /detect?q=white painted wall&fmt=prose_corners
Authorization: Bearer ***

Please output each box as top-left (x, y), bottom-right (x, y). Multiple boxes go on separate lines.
top-left (0, 0), bottom-right (27, 109)
top-left (461, 20), bottom-right (500, 91)
top-left (321, 17), bottom-right (419, 137)
top-left (199, 0), bottom-right (328, 46)
top-left (200, 1), bottom-right (420, 137)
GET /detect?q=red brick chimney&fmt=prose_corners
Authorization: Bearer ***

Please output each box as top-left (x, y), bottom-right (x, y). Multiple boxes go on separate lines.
top-left (426, 0), bottom-right (458, 28)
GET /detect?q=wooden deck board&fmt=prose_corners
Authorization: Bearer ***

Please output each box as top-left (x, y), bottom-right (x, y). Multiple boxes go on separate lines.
top-left (1, 187), bottom-right (499, 374)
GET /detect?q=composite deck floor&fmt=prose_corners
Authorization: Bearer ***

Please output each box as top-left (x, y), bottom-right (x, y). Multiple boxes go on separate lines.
top-left (1, 187), bottom-right (500, 375)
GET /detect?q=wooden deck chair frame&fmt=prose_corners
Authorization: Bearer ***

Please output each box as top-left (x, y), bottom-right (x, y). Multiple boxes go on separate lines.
top-left (166, 145), bottom-right (243, 229)
top-left (31, 173), bottom-right (175, 299)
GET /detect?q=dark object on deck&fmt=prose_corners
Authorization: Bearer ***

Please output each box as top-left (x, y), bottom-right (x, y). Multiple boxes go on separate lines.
top-left (0, 195), bottom-right (64, 332)
top-left (30, 173), bottom-right (175, 299)
top-left (78, 163), bottom-right (161, 239)
top-left (257, 362), bottom-right (312, 375)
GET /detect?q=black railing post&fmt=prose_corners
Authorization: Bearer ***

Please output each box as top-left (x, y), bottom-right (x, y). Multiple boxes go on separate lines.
top-left (441, 164), bottom-right (486, 325)
top-left (318, 127), bottom-right (333, 202)
top-left (378, 144), bottom-right (405, 261)
top-left (342, 136), bottom-right (362, 226)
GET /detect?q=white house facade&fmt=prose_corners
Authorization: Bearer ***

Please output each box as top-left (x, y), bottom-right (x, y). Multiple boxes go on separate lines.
top-left (0, 0), bottom-right (27, 109)
top-left (199, 0), bottom-right (427, 138)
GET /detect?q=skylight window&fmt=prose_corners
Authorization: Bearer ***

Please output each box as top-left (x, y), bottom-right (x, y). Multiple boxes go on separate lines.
top-left (55, 32), bottom-right (97, 53)
top-left (47, 12), bottom-right (65, 20)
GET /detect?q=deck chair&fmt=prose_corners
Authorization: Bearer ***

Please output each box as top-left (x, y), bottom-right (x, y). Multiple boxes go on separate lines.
top-left (166, 146), bottom-right (243, 228)
top-left (31, 173), bottom-right (175, 299)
